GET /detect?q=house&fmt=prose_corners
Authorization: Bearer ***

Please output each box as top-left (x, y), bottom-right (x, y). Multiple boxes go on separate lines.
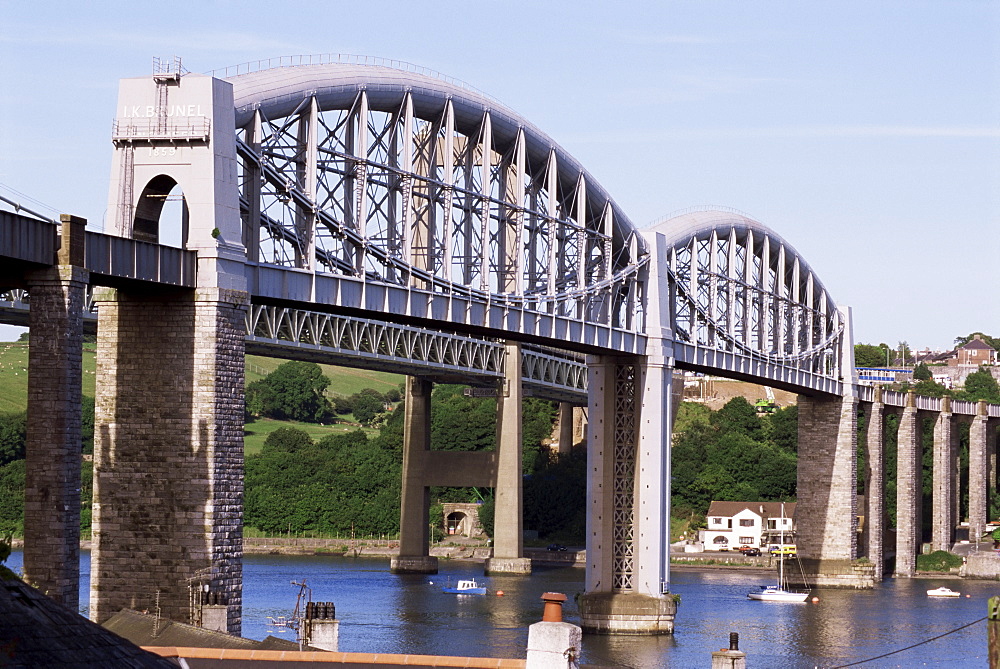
top-left (702, 501), bottom-right (796, 550)
top-left (957, 335), bottom-right (996, 367)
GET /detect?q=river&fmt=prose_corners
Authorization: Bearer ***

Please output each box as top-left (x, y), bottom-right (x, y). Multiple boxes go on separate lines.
top-left (6, 551), bottom-right (995, 667)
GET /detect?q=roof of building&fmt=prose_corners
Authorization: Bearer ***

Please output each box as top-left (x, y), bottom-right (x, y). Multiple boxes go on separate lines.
top-left (102, 610), bottom-right (305, 651)
top-left (706, 501), bottom-right (796, 518)
top-left (960, 337), bottom-right (995, 351)
top-left (0, 574), bottom-right (175, 668)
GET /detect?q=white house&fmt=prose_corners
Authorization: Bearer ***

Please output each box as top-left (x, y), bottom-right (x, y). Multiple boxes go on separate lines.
top-left (701, 501), bottom-right (796, 550)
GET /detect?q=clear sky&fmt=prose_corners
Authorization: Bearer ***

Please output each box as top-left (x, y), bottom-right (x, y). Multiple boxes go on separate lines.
top-left (1, 1), bottom-right (997, 350)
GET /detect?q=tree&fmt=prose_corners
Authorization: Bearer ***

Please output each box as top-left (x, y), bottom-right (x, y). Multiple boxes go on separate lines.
top-left (711, 397), bottom-right (763, 440)
top-left (249, 361), bottom-right (332, 422)
top-left (955, 332), bottom-right (1000, 352)
top-left (765, 405), bottom-right (798, 454)
top-left (957, 366), bottom-right (1000, 403)
top-left (855, 343), bottom-right (890, 368)
top-left (0, 412), bottom-right (26, 467)
top-left (477, 495), bottom-right (495, 539)
top-left (912, 379), bottom-right (950, 398)
top-left (351, 393), bottom-right (385, 426)
top-left (0, 459), bottom-right (25, 535)
top-left (81, 396), bottom-right (95, 455)
top-left (913, 362), bottom-right (931, 381)
top-left (431, 385), bottom-right (496, 452)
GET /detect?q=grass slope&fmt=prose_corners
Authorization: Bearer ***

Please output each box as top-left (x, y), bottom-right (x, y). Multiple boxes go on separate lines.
top-left (244, 418), bottom-right (378, 456)
top-left (0, 341), bottom-right (403, 445)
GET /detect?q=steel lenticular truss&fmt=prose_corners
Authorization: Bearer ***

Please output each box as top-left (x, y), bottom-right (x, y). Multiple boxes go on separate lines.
top-left (650, 209), bottom-right (845, 394)
top-left (226, 60), bottom-right (649, 349)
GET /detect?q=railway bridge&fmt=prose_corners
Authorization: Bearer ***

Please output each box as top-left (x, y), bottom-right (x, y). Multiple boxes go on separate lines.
top-left (1, 56), bottom-right (997, 636)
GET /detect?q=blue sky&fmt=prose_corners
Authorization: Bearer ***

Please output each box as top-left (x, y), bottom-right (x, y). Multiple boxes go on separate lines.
top-left (1, 1), bottom-right (997, 350)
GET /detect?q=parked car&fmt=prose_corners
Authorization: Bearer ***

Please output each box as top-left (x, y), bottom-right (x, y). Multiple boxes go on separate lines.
top-left (739, 546), bottom-right (761, 556)
top-left (547, 544), bottom-right (567, 552)
top-left (773, 545), bottom-right (797, 556)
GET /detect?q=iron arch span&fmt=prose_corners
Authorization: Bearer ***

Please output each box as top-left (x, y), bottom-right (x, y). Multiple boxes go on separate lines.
top-left (647, 208), bottom-right (847, 396)
top-left (225, 59), bottom-right (648, 350)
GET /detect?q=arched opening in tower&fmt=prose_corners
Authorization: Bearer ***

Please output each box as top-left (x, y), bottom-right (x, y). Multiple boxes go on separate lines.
top-left (133, 175), bottom-right (187, 247)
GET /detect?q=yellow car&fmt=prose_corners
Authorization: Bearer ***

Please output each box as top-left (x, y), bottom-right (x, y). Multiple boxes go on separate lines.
top-left (773, 546), bottom-right (797, 556)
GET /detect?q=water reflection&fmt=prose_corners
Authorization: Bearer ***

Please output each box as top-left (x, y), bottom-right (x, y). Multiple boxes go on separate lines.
top-left (6, 551), bottom-right (996, 667)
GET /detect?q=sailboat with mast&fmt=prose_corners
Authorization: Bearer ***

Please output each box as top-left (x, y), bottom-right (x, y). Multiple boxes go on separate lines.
top-left (747, 502), bottom-right (810, 602)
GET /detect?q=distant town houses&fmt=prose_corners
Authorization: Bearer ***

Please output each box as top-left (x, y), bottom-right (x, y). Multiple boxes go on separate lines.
top-left (701, 501), bottom-right (796, 551)
top-left (862, 335), bottom-right (997, 389)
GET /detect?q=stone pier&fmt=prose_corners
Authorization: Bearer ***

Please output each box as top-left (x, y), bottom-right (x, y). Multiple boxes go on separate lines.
top-left (895, 394), bottom-right (921, 578)
top-left (969, 402), bottom-right (991, 543)
top-left (796, 393), bottom-right (872, 588)
top-left (90, 287), bottom-right (246, 634)
top-left (863, 393), bottom-right (885, 581)
top-left (22, 215), bottom-right (88, 609)
top-left (931, 399), bottom-right (955, 552)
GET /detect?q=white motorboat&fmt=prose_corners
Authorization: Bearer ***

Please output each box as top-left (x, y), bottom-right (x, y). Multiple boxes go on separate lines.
top-left (442, 578), bottom-right (487, 595)
top-left (926, 587), bottom-right (960, 598)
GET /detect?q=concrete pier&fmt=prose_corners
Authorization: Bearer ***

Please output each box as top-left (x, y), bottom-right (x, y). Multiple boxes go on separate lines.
top-left (391, 377), bottom-right (438, 575)
top-left (485, 341), bottom-right (530, 576)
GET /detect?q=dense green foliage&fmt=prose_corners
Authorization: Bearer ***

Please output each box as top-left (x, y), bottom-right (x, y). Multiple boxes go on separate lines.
top-left (0, 412), bottom-right (26, 466)
top-left (955, 366), bottom-right (1000, 403)
top-left (246, 361), bottom-right (333, 423)
top-left (244, 426), bottom-right (401, 535)
top-left (912, 362), bottom-right (931, 381)
top-left (671, 398), bottom-right (799, 518)
top-left (915, 550), bottom-right (963, 572)
top-left (0, 460), bottom-right (25, 535)
top-left (242, 385), bottom-right (559, 538)
top-left (855, 342), bottom-right (891, 367)
top-left (523, 448), bottom-right (587, 541)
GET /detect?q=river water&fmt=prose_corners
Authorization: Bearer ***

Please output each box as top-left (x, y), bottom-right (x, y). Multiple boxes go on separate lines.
top-left (7, 551), bottom-right (996, 667)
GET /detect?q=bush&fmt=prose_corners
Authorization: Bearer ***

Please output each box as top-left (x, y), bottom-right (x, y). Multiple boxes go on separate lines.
top-left (916, 550), bottom-right (963, 572)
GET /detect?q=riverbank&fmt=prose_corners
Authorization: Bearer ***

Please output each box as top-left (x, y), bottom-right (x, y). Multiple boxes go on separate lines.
top-left (6, 538), bottom-right (971, 577)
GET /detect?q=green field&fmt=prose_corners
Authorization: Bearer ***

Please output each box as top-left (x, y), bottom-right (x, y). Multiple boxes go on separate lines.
top-left (243, 417), bottom-right (379, 456)
top-left (0, 339), bottom-right (403, 448)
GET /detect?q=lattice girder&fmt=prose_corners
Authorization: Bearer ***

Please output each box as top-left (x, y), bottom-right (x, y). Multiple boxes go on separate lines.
top-left (227, 63), bottom-right (648, 342)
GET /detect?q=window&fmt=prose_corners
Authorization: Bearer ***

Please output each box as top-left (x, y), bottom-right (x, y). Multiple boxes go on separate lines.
top-left (713, 517), bottom-right (722, 525)
top-left (740, 536), bottom-right (754, 544)
top-left (739, 519), bottom-right (754, 527)
top-left (767, 520), bottom-right (777, 530)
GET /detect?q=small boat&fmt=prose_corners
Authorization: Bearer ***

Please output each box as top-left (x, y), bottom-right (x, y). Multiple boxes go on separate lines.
top-left (927, 587), bottom-right (960, 598)
top-left (748, 584), bottom-right (810, 603)
top-left (747, 502), bottom-right (810, 603)
top-left (442, 578), bottom-right (487, 595)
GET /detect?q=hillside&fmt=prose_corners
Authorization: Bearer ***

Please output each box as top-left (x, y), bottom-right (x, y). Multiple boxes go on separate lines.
top-left (682, 377), bottom-right (798, 411)
top-left (0, 340), bottom-right (403, 417)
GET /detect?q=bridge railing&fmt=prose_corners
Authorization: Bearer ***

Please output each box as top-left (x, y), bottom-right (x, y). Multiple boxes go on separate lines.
top-left (0, 212), bottom-right (57, 265)
top-left (914, 395), bottom-right (943, 412)
top-left (951, 399), bottom-right (977, 416)
top-left (85, 232), bottom-right (196, 287)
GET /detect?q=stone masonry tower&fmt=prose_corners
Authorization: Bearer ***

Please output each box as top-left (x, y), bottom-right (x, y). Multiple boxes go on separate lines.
top-left (91, 59), bottom-right (248, 634)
